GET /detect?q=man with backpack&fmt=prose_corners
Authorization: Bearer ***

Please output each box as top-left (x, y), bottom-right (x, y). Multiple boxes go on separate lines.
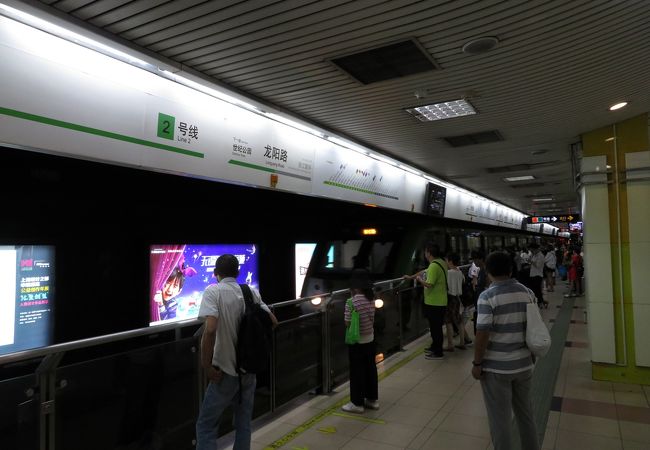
top-left (196, 254), bottom-right (277, 450)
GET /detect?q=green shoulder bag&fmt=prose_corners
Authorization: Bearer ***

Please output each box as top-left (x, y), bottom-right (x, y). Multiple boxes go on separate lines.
top-left (345, 298), bottom-right (361, 345)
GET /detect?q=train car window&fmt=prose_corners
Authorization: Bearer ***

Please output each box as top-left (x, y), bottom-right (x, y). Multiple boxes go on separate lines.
top-left (322, 240), bottom-right (363, 270)
top-left (449, 236), bottom-right (457, 253)
top-left (467, 234), bottom-right (481, 252)
top-left (341, 240), bottom-right (362, 269)
top-left (326, 245), bottom-right (335, 268)
top-left (368, 242), bottom-right (393, 273)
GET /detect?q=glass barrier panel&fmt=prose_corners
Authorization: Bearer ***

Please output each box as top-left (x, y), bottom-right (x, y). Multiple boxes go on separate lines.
top-left (273, 311), bottom-right (323, 408)
top-left (373, 289), bottom-right (401, 359)
top-left (398, 287), bottom-right (428, 344)
top-left (328, 290), bottom-right (350, 387)
top-left (0, 373), bottom-right (39, 450)
top-left (54, 339), bottom-right (199, 450)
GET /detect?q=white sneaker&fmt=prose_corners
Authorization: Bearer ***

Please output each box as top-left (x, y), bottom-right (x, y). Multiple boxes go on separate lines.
top-left (342, 402), bottom-right (364, 413)
top-left (364, 399), bottom-right (380, 410)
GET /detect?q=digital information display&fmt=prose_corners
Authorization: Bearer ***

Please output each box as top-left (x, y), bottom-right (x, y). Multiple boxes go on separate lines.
top-left (528, 214), bottom-right (581, 224)
top-left (0, 245), bottom-right (55, 356)
top-left (149, 244), bottom-right (259, 326)
top-left (424, 182), bottom-right (447, 217)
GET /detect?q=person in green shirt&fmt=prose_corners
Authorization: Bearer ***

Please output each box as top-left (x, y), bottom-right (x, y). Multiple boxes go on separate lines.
top-left (404, 242), bottom-right (448, 359)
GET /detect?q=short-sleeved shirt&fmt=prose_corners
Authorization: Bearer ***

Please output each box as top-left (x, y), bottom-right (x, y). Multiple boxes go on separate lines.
top-left (468, 263), bottom-right (479, 279)
top-left (476, 278), bottom-right (534, 374)
top-left (198, 277), bottom-right (270, 376)
top-left (424, 258), bottom-right (448, 306)
top-left (344, 294), bottom-right (375, 344)
top-left (529, 252), bottom-right (545, 277)
top-left (447, 268), bottom-right (464, 296)
top-left (544, 252), bottom-right (556, 269)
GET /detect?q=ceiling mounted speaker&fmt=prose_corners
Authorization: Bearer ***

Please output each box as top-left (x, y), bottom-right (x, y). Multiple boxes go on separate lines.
top-left (462, 37), bottom-right (500, 55)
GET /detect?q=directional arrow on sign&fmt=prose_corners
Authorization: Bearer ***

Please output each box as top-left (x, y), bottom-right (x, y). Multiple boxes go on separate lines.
top-left (552, 216), bottom-right (557, 221)
top-left (567, 215), bottom-right (574, 221)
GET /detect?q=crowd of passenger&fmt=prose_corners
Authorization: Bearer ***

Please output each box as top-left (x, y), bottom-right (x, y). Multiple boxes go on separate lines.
top-left (392, 241), bottom-right (585, 450)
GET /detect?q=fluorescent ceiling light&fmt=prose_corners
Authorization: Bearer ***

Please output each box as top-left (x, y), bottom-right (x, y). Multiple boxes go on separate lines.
top-left (328, 136), bottom-right (369, 155)
top-left (405, 99), bottom-right (476, 122)
top-left (267, 113), bottom-right (325, 138)
top-left (399, 164), bottom-right (421, 176)
top-left (503, 175), bottom-right (535, 182)
top-left (164, 72), bottom-right (261, 112)
top-left (0, 3), bottom-right (150, 67)
top-left (609, 102), bottom-right (628, 111)
top-left (370, 154), bottom-right (398, 166)
top-left (532, 197), bottom-right (553, 202)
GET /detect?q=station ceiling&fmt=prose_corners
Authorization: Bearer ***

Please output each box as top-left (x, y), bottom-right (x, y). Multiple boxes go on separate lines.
top-left (32, 0), bottom-right (650, 215)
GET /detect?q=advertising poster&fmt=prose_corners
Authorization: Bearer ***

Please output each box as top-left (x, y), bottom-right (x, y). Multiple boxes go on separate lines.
top-left (149, 243), bottom-right (258, 326)
top-left (0, 245), bottom-right (55, 356)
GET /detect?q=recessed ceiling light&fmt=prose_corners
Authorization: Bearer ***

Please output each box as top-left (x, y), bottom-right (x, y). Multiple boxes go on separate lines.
top-left (504, 175), bottom-right (536, 182)
top-left (405, 99), bottom-right (476, 122)
top-left (462, 36), bottom-right (500, 55)
top-left (609, 102), bottom-right (628, 111)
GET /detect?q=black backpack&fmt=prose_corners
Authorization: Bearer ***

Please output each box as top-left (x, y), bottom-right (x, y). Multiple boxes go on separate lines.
top-left (461, 276), bottom-right (474, 307)
top-left (236, 284), bottom-right (273, 375)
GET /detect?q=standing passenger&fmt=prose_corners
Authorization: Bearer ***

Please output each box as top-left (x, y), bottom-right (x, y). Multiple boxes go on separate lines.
top-left (445, 253), bottom-right (468, 351)
top-left (195, 254), bottom-right (278, 450)
top-left (529, 243), bottom-right (547, 308)
top-left (342, 269), bottom-right (379, 413)
top-left (404, 242), bottom-right (448, 360)
top-left (544, 247), bottom-right (556, 292)
top-left (472, 251), bottom-right (539, 450)
top-left (471, 252), bottom-right (487, 335)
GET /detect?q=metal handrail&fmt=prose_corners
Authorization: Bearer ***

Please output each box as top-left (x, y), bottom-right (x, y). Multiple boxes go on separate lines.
top-left (0, 318), bottom-right (202, 366)
top-left (0, 269), bottom-right (467, 368)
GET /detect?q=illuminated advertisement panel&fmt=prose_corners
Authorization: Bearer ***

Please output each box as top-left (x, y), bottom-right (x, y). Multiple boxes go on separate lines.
top-left (149, 243), bottom-right (258, 326)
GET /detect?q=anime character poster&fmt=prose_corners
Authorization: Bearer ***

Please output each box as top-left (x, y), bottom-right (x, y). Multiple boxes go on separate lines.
top-left (149, 243), bottom-right (258, 326)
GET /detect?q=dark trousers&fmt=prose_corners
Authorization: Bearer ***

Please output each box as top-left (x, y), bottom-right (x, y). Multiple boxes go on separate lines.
top-left (424, 304), bottom-right (446, 356)
top-left (348, 341), bottom-right (378, 406)
top-left (530, 276), bottom-right (544, 305)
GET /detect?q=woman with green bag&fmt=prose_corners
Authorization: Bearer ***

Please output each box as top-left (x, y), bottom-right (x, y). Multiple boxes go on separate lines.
top-left (342, 269), bottom-right (379, 414)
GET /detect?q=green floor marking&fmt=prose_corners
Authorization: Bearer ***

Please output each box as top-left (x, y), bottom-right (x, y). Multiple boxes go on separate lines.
top-left (512, 297), bottom-right (576, 449)
top-left (331, 412), bottom-right (386, 424)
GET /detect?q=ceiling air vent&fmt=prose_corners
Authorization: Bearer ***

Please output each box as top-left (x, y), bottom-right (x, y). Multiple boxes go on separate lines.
top-left (442, 130), bottom-right (503, 147)
top-left (487, 160), bottom-right (559, 173)
top-left (330, 39), bottom-right (439, 85)
top-left (448, 174), bottom-right (476, 180)
top-left (509, 182), bottom-right (545, 189)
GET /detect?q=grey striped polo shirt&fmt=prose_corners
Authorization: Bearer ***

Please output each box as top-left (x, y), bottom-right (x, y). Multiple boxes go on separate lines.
top-left (476, 278), bottom-right (534, 374)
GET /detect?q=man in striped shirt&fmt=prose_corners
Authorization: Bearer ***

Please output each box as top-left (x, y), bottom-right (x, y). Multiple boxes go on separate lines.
top-left (472, 251), bottom-right (539, 450)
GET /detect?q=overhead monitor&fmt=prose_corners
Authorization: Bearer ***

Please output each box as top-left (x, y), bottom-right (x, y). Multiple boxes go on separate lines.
top-left (149, 244), bottom-right (259, 326)
top-left (424, 182), bottom-right (446, 217)
top-left (0, 245), bottom-right (55, 356)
